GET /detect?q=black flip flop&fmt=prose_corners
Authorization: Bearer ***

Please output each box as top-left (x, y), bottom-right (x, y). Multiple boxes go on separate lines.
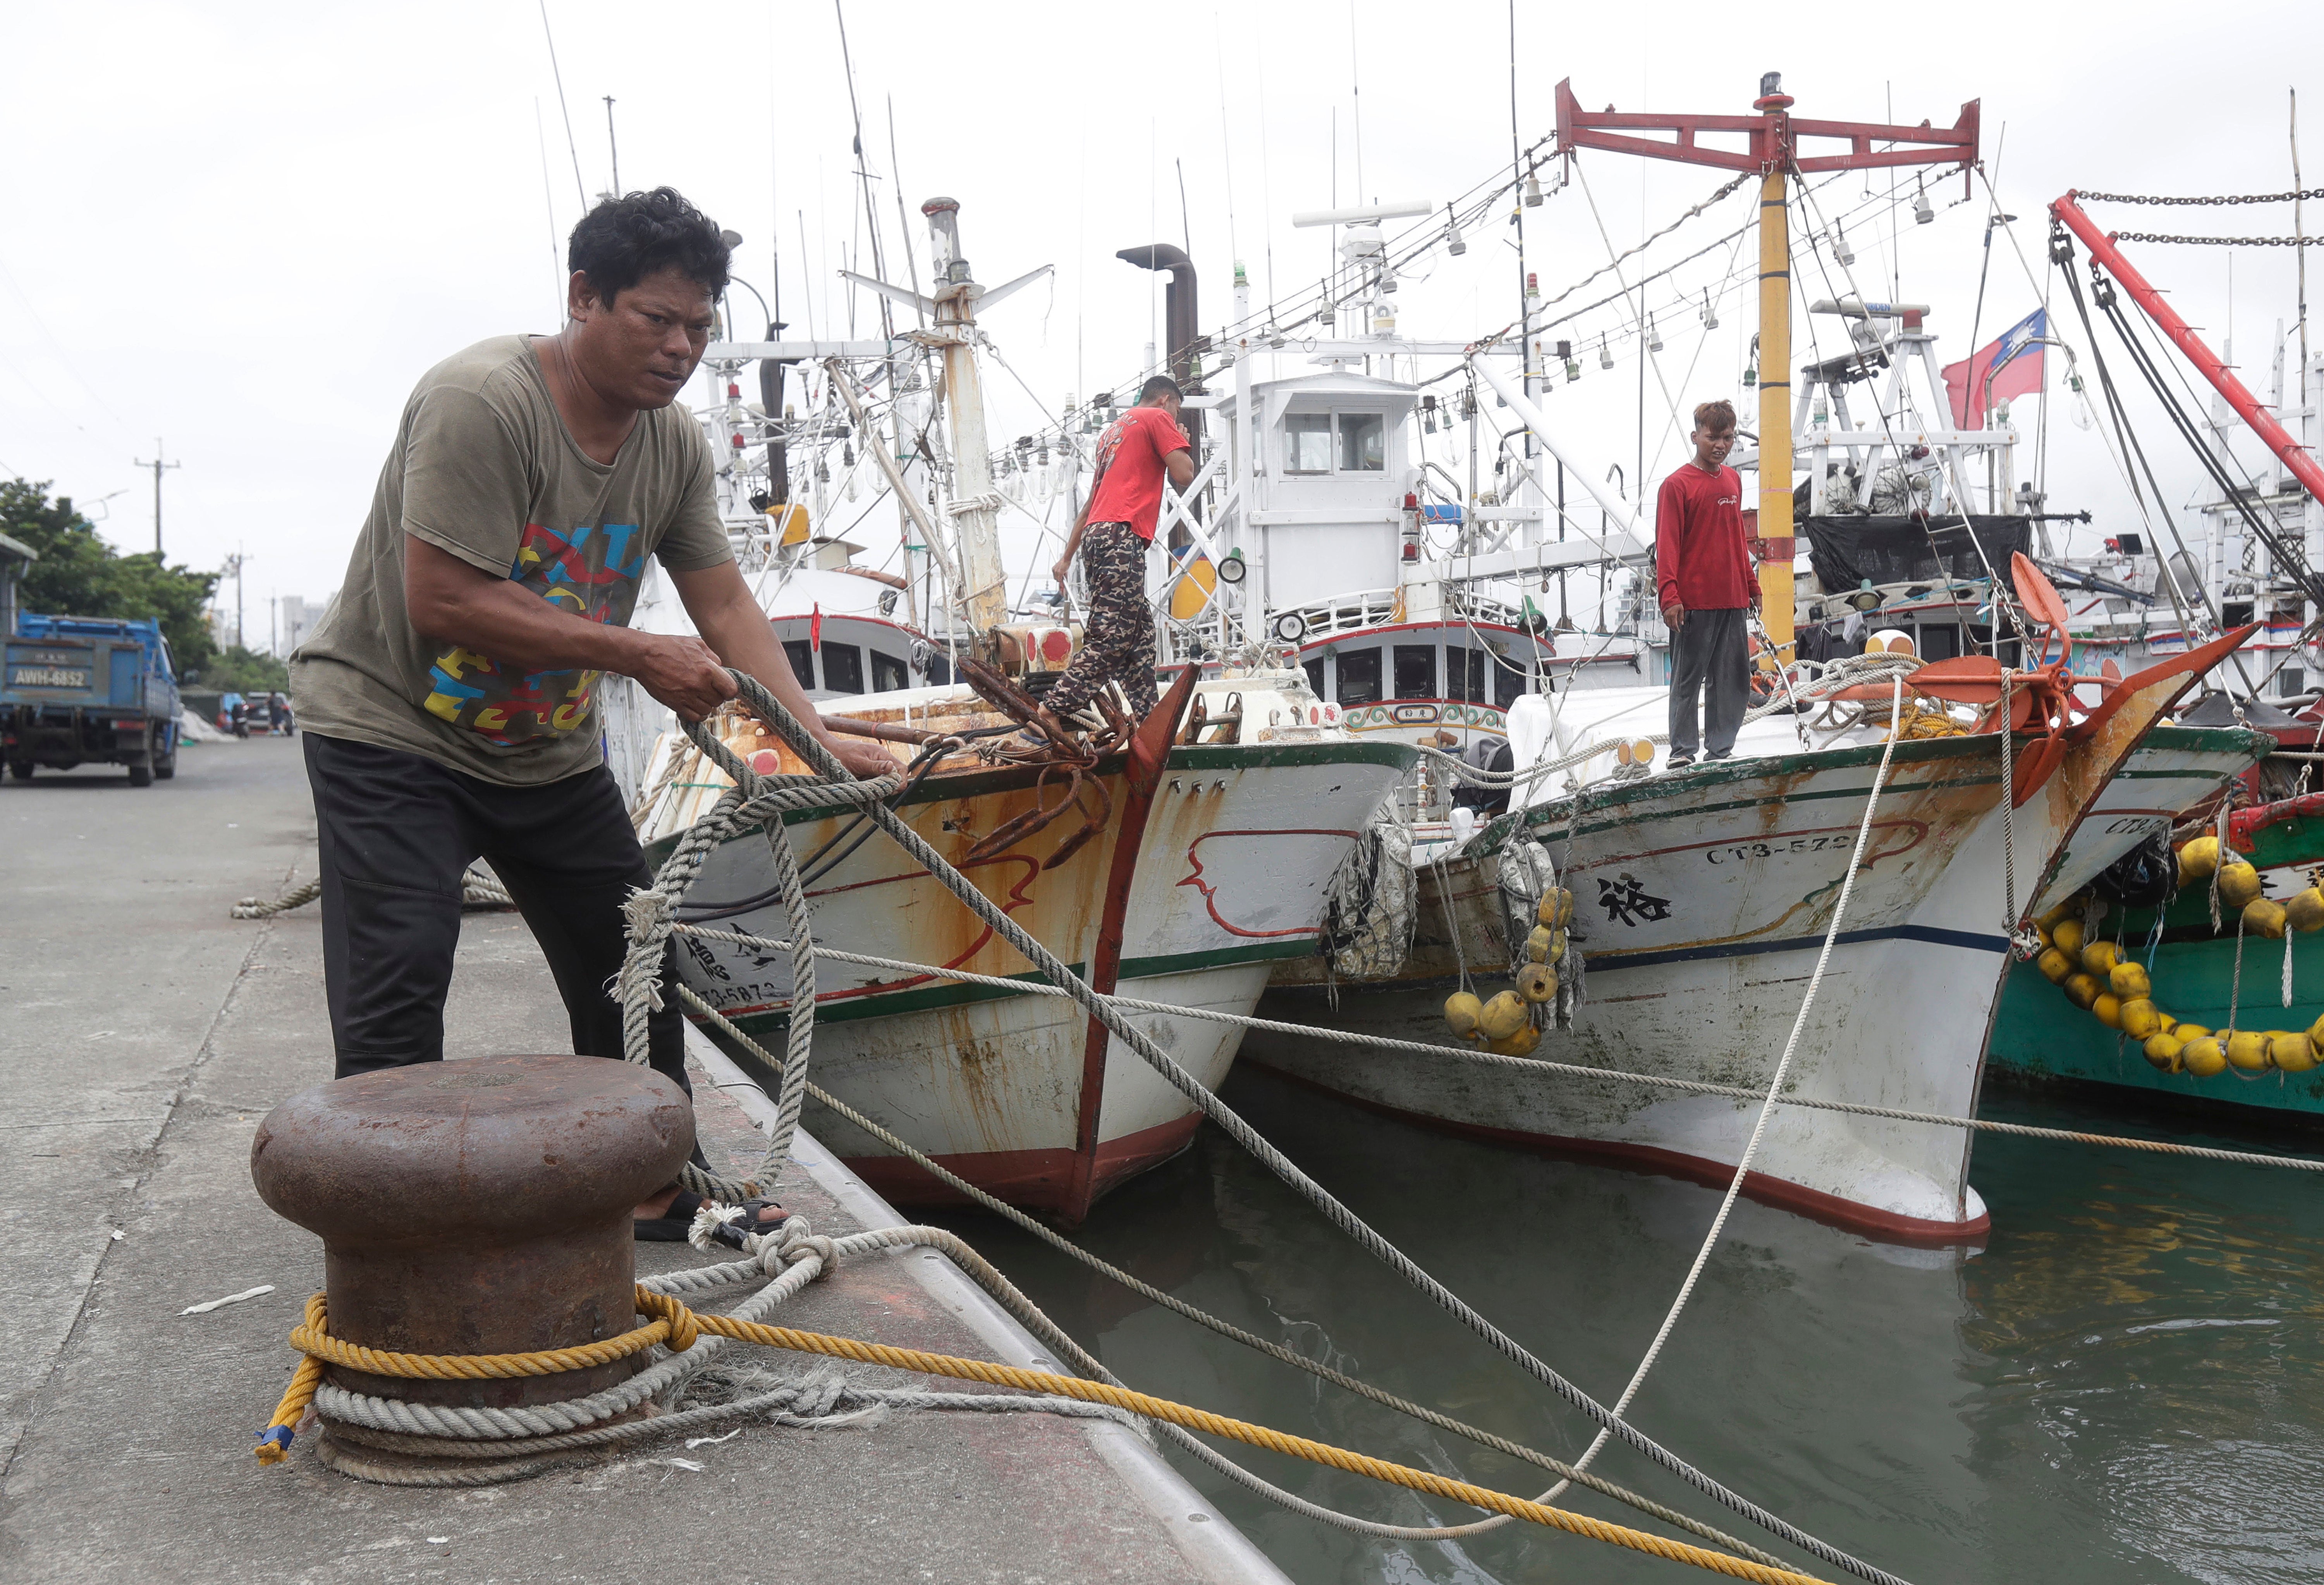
top-left (633, 1190), bottom-right (792, 1246)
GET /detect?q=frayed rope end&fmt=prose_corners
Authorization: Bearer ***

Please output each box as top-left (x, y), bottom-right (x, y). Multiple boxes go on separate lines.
top-left (254, 1425), bottom-right (294, 1464)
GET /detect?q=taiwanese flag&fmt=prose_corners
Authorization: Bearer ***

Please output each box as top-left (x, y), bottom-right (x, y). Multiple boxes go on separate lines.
top-left (1943, 308), bottom-right (2047, 427)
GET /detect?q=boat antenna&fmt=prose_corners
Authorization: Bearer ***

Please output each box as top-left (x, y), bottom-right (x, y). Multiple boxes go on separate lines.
top-left (1508, 0), bottom-right (1532, 456)
top-left (2295, 89), bottom-right (2309, 396)
top-left (1214, 13), bottom-right (1239, 267)
top-left (534, 0), bottom-right (587, 208)
top-left (886, 96), bottom-right (925, 325)
top-left (602, 96), bottom-right (619, 196)
top-left (1257, 47), bottom-right (1277, 304)
top-left (832, 0), bottom-right (894, 339)
top-left (1177, 157), bottom-right (1193, 256)
top-left (1348, 0), bottom-right (1364, 201)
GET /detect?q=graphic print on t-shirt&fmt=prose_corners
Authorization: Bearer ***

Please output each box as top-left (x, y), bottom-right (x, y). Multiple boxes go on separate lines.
top-left (421, 518), bottom-right (645, 743)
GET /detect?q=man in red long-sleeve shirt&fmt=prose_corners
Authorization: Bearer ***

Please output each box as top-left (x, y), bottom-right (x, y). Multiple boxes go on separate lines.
top-left (1655, 399), bottom-right (1757, 766)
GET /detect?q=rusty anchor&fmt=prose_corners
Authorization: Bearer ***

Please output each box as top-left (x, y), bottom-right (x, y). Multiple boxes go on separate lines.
top-left (251, 1054), bottom-right (694, 1414)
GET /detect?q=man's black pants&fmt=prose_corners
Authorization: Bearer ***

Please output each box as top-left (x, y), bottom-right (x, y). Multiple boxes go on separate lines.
top-left (1667, 606), bottom-right (1750, 761)
top-left (302, 733), bottom-right (689, 1101)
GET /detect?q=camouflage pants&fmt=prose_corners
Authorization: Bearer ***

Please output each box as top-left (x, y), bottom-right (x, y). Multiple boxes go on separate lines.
top-left (1045, 520), bottom-right (1157, 723)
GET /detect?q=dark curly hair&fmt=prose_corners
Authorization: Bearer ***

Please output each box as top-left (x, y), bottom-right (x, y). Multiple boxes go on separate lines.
top-left (567, 186), bottom-right (731, 308)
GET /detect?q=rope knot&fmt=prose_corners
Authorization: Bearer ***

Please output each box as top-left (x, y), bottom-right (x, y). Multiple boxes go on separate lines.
top-left (634, 1286), bottom-right (700, 1352)
top-left (622, 887), bottom-right (675, 945)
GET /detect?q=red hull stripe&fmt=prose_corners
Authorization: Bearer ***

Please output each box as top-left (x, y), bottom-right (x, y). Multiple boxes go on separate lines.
top-left (841, 1113), bottom-right (1203, 1213)
top-left (1251, 1060), bottom-right (1991, 1247)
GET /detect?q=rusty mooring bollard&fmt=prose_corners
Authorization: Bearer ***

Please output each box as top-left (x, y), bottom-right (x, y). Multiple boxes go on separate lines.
top-left (252, 1054), bottom-right (694, 1409)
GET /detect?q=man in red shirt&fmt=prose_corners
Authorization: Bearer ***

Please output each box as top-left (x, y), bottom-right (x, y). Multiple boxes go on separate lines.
top-left (1656, 398), bottom-right (1757, 766)
top-left (1036, 374), bottom-right (1195, 742)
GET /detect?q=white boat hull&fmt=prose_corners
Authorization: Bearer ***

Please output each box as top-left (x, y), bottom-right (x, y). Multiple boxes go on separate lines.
top-left (647, 694), bottom-right (1415, 1218)
top-left (1257, 702), bottom-right (2263, 1241)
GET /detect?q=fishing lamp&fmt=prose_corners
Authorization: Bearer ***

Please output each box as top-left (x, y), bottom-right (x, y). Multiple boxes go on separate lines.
top-left (1422, 394), bottom-right (1439, 433)
top-left (1446, 204), bottom-right (1467, 255)
top-left (1523, 170), bottom-right (1544, 208)
top-left (1274, 613), bottom-right (1308, 644)
top-left (1599, 337), bottom-right (1614, 370)
top-left (1218, 549), bottom-right (1246, 583)
top-left (1848, 580), bottom-right (1882, 612)
top-left (1647, 315), bottom-right (1663, 353)
top-left (1832, 225), bottom-right (1855, 267)
top-left (1914, 182), bottom-right (1934, 225)
top-left (1702, 290), bottom-right (1719, 330)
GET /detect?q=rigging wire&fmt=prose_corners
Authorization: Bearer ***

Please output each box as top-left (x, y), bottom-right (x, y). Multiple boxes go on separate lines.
top-left (534, 0), bottom-right (588, 209)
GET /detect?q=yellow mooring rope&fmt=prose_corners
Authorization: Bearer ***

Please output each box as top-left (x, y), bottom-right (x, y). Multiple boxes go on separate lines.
top-left (258, 1287), bottom-right (1834, 1585)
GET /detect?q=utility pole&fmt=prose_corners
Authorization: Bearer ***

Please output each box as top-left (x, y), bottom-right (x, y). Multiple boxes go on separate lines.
top-left (222, 549), bottom-right (251, 652)
top-left (132, 439), bottom-right (181, 557)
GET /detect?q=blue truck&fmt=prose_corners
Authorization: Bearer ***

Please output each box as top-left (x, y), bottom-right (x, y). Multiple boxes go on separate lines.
top-left (0, 531), bottom-right (180, 785)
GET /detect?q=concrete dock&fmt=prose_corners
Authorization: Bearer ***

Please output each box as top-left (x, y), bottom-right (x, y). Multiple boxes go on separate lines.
top-left (1, 736), bottom-right (1287, 1583)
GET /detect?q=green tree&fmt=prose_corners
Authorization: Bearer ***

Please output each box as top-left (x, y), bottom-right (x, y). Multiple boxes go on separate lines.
top-left (2, 478), bottom-right (219, 679)
top-left (202, 645), bottom-right (290, 694)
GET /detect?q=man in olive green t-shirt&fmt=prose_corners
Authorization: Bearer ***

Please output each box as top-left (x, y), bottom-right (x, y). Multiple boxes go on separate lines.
top-left (290, 187), bottom-right (889, 1241)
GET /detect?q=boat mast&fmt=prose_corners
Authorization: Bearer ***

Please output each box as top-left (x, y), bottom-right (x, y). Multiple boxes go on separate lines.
top-left (1753, 82), bottom-right (1795, 659)
top-left (920, 197), bottom-right (1009, 636)
top-left (1553, 74), bottom-right (1979, 660)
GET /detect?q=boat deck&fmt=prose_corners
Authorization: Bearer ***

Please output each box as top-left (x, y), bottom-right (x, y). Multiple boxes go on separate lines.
top-left (0, 737), bottom-right (1282, 1583)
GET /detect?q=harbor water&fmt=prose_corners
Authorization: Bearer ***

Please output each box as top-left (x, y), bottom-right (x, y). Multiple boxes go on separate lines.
top-left (928, 1060), bottom-right (2324, 1584)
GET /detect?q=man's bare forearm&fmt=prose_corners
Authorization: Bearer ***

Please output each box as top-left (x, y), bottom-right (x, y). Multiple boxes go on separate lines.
top-left (688, 578), bottom-right (819, 723)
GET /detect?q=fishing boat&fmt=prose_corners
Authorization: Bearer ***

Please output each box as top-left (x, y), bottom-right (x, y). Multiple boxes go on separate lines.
top-left (1980, 194), bottom-right (2324, 1118)
top-left (1203, 83), bottom-right (2278, 1241)
top-left (609, 196), bottom-right (1414, 1220)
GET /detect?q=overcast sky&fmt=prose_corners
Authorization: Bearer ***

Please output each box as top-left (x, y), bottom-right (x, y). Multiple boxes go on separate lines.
top-left (4, 0), bottom-right (2318, 642)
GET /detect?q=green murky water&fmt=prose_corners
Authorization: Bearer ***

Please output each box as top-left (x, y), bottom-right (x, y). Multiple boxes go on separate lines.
top-left (925, 1066), bottom-right (2324, 1583)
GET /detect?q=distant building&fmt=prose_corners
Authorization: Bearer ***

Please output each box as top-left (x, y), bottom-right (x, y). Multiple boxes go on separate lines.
top-left (275, 594), bottom-right (333, 657)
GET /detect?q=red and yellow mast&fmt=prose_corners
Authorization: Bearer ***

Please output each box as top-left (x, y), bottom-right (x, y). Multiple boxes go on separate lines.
top-left (1554, 75), bottom-right (1979, 660)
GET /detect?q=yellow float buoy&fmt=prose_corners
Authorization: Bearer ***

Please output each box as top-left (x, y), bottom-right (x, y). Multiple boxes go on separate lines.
top-left (2244, 897), bottom-right (2288, 940)
top-left (2081, 940), bottom-right (2122, 976)
top-left (2178, 835), bottom-right (2221, 880)
top-left (2093, 993), bottom-right (2123, 1029)
top-left (2288, 888), bottom-right (2324, 934)
top-left (2225, 1029), bottom-right (2272, 1072)
top-left (2175, 1022), bottom-right (2210, 1041)
top-left (2108, 960), bottom-right (2152, 1000)
top-left (2218, 862), bottom-right (2264, 909)
top-left (1477, 990), bottom-right (1529, 1043)
top-left (2119, 998), bottom-right (2161, 1039)
top-left (1486, 1024), bottom-right (1542, 1058)
top-left (1443, 991), bottom-right (1482, 1039)
top-left (2038, 897), bottom-right (2085, 933)
top-left (2270, 1032), bottom-right (2315, 1072)
top-left (1515, 962), bottom-right (1557, 1003)
top-left (2142, 1033), bottom-right (2184, 1073)
top-left (2181, 1036), bottom-right (2228, 1077)
top-left (1525, 925), bottom-right (1554, 962)
top-left (2052, 919), bottom-right (2087, 957)
top-left (2062, 972), bottom-right (2102, 1010)
top-left (2037, 947), bottom-right (2075, 984)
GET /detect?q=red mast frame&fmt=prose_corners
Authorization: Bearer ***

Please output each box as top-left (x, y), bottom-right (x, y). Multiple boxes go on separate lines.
top-left (1552, 79), bottom-right (1980, 180)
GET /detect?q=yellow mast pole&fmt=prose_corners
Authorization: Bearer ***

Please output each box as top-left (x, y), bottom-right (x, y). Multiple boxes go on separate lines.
top-left (1755, 160), bottom-right (1795, 663)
